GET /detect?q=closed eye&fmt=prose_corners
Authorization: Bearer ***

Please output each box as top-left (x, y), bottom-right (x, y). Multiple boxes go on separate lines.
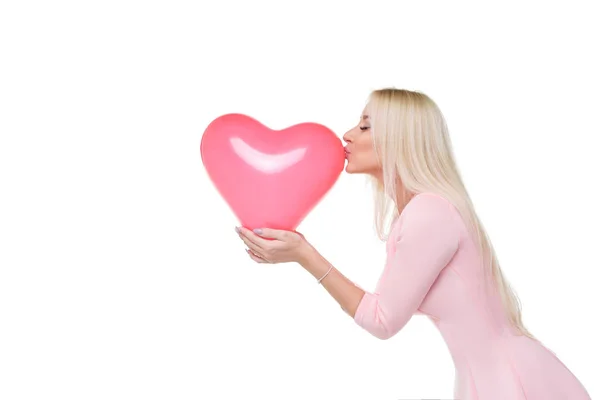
top-left (360, 126), bottom-right (369, 131)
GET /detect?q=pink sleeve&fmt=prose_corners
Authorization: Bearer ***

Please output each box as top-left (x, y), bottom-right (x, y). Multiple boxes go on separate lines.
top-left (353, 194), bottom-right (460, 340)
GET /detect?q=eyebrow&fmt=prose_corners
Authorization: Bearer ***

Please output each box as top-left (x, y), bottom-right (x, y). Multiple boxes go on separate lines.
top-left (361, 115), bottom-right (370, 120)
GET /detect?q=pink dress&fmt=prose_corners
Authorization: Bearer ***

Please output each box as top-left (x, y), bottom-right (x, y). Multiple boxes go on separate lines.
top-left (353, 192), bottom-right (591, 399)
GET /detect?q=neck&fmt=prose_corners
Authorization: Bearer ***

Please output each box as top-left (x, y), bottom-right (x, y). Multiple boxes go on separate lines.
top-left (370, 171), bottom-right (414, 214)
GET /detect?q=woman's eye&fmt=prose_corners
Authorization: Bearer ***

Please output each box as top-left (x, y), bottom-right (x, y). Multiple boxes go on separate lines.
top-left (360, 126), bottom-right (369, 131)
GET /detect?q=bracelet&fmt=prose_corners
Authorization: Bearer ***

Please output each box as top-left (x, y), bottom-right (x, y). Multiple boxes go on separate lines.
top-left (317, 265), bottom-right (334, 284)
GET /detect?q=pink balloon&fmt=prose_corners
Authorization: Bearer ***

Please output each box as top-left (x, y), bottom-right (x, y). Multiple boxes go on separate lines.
top-left (200, 113), bottom-right (345, 232)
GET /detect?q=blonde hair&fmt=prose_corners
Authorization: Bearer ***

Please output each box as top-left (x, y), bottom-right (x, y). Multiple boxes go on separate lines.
top-left (366, 88), bottom-right (536, 340)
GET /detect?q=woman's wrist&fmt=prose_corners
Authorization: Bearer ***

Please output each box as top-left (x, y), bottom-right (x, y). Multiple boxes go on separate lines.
top-left (297, 243), bottom-right (332, 281)
top-left (297, 241), bottom-right (317, 267)
top-left (296, 242), bottom-right (364, 316)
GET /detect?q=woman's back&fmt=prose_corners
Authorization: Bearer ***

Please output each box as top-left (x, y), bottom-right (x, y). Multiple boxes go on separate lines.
top-left (354, 192), bottom-right (591, 399)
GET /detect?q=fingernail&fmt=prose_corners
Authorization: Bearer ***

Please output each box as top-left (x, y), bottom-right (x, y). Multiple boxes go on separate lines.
top-left (253, 228), bottom-right (262, 235)
top-left (235, 226), bottom-right (240, 233)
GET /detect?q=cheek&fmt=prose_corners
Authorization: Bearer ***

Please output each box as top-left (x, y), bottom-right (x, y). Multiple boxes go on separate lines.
top-left (357, 144), bottom-right (380, 170)
top-left (358, 139), bottom-right (376, 160)
top-left (356, 136), bottom-right (373, 152)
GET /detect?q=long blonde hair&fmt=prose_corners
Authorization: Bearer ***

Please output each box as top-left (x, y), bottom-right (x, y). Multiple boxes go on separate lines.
top-left (366, 88), bottom-right (536, 340)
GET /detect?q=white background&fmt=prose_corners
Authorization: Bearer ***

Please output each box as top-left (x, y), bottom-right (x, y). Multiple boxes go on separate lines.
top-left (1, 1), bottom-right (598, 399)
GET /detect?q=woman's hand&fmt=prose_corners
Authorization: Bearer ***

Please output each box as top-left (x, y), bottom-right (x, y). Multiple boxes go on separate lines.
top-left (235, 226), bottom-right (312, 264)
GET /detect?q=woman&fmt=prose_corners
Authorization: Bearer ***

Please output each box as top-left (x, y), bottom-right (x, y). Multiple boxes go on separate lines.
top-left (235, 88), bottom-right (591, 399)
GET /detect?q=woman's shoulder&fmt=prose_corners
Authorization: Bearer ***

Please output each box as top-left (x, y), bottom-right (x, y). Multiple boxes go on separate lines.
top-left (388, 192), bottom-right (459, 240)
top-left (403, 192), bottom-right (456, 219)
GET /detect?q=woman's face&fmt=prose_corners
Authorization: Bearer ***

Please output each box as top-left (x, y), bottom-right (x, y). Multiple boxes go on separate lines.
top-left (342, 109), bottom-right (381, 175)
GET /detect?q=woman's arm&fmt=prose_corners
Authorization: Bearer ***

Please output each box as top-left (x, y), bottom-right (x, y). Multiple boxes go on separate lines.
top-left (300, 194), bottom-right (460, 340)
top-left (298, 245), bottom-right (366, 318)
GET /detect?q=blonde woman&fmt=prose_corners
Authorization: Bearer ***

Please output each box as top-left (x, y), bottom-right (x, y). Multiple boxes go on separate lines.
top-left (235, 88), bottom-right (591, 399)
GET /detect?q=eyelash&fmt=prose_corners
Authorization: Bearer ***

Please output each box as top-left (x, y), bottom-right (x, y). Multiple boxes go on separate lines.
top-left (360, 126), bottom-right (369, 131)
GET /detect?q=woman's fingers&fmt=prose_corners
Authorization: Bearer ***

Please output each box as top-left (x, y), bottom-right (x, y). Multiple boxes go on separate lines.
top-left (247, 249), bottom-right (268, 263)
top-left (239, 232), bottom-right (265, 256)
top-left (236, 227), bottom-right (271, 259)
top-left (238, 226), bottom-right (278, 249)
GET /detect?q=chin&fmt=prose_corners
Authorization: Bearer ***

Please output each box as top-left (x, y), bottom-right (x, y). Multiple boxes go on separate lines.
top-left (344, 164), bottom-right (360, 174)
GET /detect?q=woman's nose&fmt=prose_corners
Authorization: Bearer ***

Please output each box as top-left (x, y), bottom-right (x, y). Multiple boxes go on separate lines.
top-left (342, 129), bottom-right (353, 144)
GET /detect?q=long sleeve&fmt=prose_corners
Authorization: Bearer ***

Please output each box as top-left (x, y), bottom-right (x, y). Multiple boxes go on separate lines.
top-left (353, 194), bottom-right (461, 340)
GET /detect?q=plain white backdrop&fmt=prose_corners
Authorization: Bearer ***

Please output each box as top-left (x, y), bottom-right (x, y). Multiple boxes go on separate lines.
top-left (1, 1), bottom-right (598, 399)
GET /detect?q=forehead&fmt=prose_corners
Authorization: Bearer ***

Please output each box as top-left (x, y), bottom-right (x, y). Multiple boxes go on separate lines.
top-left (361, 106), bottom-right (370, 119)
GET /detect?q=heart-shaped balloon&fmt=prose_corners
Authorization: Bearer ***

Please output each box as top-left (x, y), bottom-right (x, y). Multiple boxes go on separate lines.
top-left (200, 113), bottom-right (345, 232)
